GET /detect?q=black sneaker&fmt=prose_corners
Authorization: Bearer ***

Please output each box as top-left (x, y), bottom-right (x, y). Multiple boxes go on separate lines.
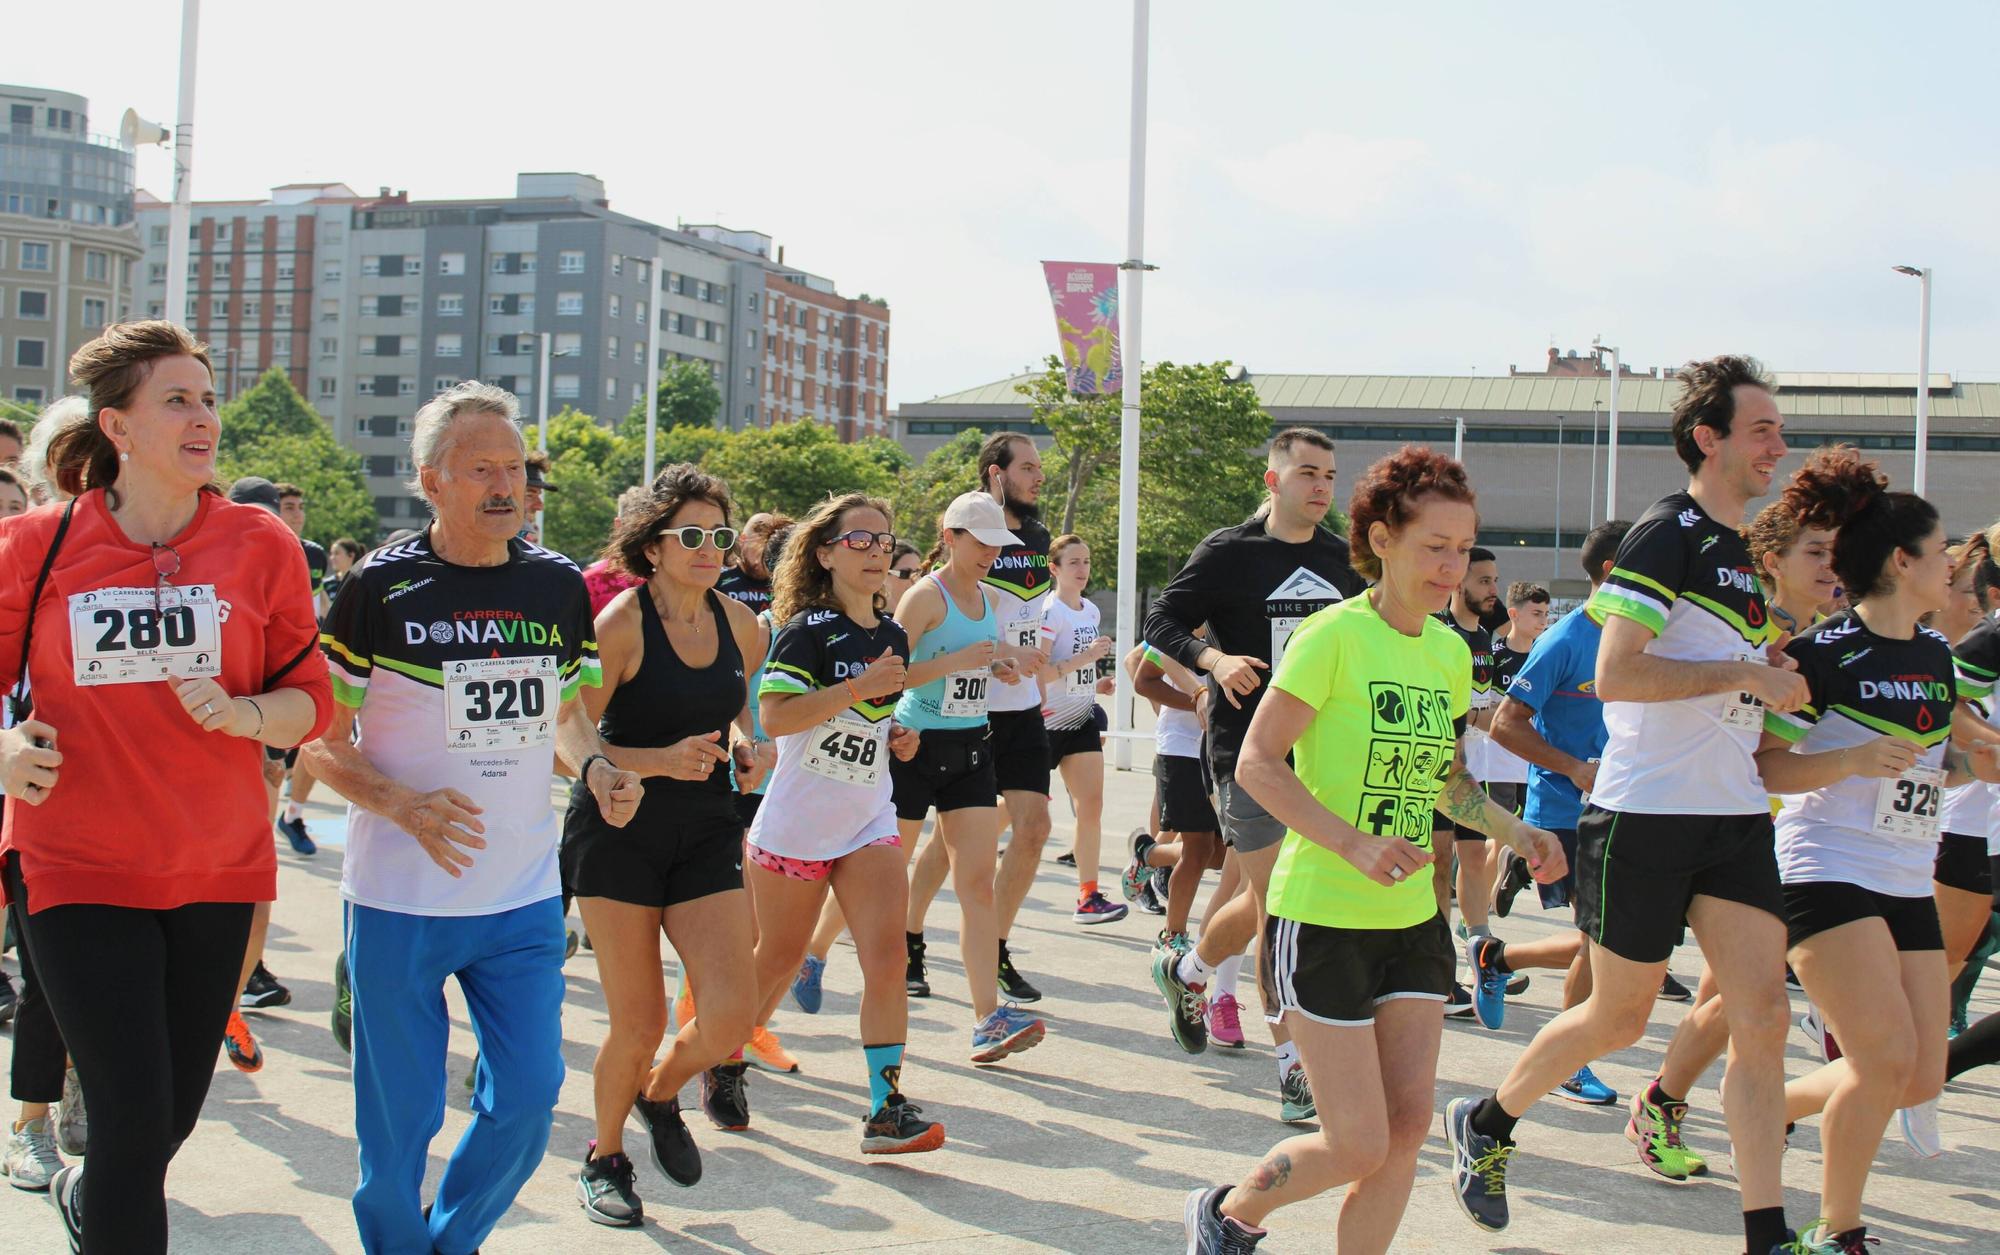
top-left (1659, 972), bottom-right (1692, 1001)
top-left (1445, 982), bottom-right (1476, 1017)
top-left (700, 1062), bottom-right (750, 1131)
top-left (49, 1162), bottom-right (83, 1253)
top-left (996, 941), bottom-right (1042, 1003)
top-left (1183, 1184), bottom-right (1265, 1254)
top-left (1136, 880), bottom-right (1167, 915)
top-left (861, 1095), bottom-right (946, 1154)
top-left (1493, 852), bottom-right (1531, 918)
top-left (631, 1092), bottom-right (701, 1186)
top-left (576, 1149), bottom-right (643, 1227)
top-left (0, 969), bottom-right (17, 1026)
top-left (241, 961), bottom-right (292, 1009)
top-left (1507, 973), bottom-right (1531, 996)
top-left (1149, 947), bottom-right (1208, 1054)
top-left (906, 934), bottom-right (931, 998)
top-left (1054, 849), bottom-right (1077, 866)
top-left (331, 951), bottom-right (352, 1054)
top-left (1444, 1096), bottom-right (1513, 1232)
top-left (275, 813), bottom-right (316, 856)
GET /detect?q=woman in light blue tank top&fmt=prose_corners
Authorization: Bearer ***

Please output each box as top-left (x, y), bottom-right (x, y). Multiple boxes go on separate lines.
top-left (896, 572), bottom-right (1003, 730)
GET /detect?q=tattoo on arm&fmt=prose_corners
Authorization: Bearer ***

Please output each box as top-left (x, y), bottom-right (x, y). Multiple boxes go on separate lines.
top-left (1246, 1151), bottom-right (1293, 1192)
top-left (1442, 765), bottom-right (1488, 826)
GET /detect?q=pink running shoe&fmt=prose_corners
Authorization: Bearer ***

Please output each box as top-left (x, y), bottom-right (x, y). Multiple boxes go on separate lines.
top-left (1209, 993), bottom-right (1247, 1048)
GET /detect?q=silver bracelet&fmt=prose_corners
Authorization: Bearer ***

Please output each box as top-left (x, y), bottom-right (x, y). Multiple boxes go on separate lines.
top-left (241, 696), bottom-right (265, 739)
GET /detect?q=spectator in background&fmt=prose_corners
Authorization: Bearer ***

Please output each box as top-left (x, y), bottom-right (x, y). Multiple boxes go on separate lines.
top-left (523, 450), bottom-right (556, 545)
top-left (585, 484), bottom-right (653, 616)
top-left (325, 537), bottom-right (364, 606)
top-left (0, 418), bottom-right (22, 467)
top-left (0, 467), bottom-right (27, 519)
top-left (21, 399), bottom-right (84, 505)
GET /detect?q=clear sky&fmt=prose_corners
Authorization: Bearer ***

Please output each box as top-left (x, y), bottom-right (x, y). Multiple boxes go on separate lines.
top-left (11, 1), bottom-right (1998, 405)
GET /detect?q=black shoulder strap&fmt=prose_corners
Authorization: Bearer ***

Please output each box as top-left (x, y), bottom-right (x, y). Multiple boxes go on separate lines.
top-left (9, 498), bottom-right (79, 723)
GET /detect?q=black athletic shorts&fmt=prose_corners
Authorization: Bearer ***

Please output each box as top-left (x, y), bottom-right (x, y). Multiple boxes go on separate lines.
top-left (1046, 721), bottom-right (1103, 767)
top-left (264, 745), bottom-right (299, 770)
top-left (1782, 880), bottom-right (1944, 952)
top-left (1576, 807), bottom-right (1784, 964)
top-left (735, 791), bottom-right (765, 830)
top-left (1935, 832), bottom-right (1993, 897)
top-left (1154, 753), bottom-right (1219, 834)
top-left (561, 802), bottom-right (743, 910)
top-left (988, 707), bottom-right (1052, 795)
top-left (1451, 781), bottom-right (1522, 843)
top-left (891, 726), bottom-right (997, 819)
top-left (1534, 826), bottom-right (1579, 911)
top-left (1266, 911), bottom-right (1455, 1026)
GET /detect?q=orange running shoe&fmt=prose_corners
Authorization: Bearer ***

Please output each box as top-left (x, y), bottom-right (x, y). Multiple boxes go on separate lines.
top-left (223, 1010), bottom-right (264, 1073)
top-left (745, 1026), bottom-right (799, 1074)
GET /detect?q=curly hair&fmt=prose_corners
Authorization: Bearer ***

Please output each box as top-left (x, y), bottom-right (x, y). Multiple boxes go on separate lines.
top-left (1775, 445), bottom-right (1936, 601)
top-left (1346, 445), bottom-right (1477, 581)
top-left (607, 462), bottom-right (735, 581)
top-left (770, 493), bottom-right (895, 624)
top-left (1743, 499), bottom-right (1806, 584)
top-left (1948, 527), bottom-right (2000, 605)
top-left (1670, 354), bottom-right (1773, 472)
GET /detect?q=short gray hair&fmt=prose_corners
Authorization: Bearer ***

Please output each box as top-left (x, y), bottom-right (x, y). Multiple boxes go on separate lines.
top-left (406, 380), bottom-right (523, 501)
top-left (615, 483), bottom-right (652, 522)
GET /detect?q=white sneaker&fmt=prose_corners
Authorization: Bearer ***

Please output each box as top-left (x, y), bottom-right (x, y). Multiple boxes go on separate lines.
top-left (1899, 1097), bottom-right (1943, 1159)
top-left (4, 1118), bottom-right (64, 1191)
top-left (1800, 1005), bottom-right (1838, 1064)
top-left (57, 1067), bottom-right (85, 1157)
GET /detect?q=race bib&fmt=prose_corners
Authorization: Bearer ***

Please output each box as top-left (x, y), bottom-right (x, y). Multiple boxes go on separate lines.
top-left (1271, 616), bottom-right (1304, 671)
top-left (1721, 651), bottom-right (1765, 732)
top-left (445, 654), bottom-right (556, 752)
top-left (940, 668), bottom-right (989, 718)
top-left (70, 585), bottom-right (222, 686)
top-left (1873, 764), bottom-right (1944, 842)
top-left (803, 713), bottom-right (889, 787)
top-left (1065, 664), bottom-right (1098, 697)
top-left (1007, 616), bottom-right (1043, 652)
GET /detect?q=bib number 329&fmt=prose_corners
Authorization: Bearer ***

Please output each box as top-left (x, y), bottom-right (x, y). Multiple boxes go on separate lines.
top-left (1873, 764), bottom-right (1943, 842)
top-left (70, 585), bottom-right (222, 686)
top-left (803, 714), bottom-right (889, 787)
top-left (446, 654), bottom-right (556, 752)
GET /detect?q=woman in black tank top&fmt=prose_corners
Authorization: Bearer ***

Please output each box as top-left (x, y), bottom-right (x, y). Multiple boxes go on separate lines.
top-left (559, 466), bottom-right (766, 1226)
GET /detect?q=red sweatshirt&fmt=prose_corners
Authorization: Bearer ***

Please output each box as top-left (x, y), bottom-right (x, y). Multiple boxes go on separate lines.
top-left (0, 490), bottom-right (333, 912)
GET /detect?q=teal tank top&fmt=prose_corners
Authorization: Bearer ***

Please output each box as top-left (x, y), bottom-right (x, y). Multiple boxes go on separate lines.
top-left (895, 573), bottom-right (1000, 731)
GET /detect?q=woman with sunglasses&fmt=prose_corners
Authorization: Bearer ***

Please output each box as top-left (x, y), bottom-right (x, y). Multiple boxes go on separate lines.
top-left (884, 541), bottom-right (923, 615)
top-left (0, 322), bottom-right (332, 1252)
top-left (563, 464), bottom-right (767, 1228)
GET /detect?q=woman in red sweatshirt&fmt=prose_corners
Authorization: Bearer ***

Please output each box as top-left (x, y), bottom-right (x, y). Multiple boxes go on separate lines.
top-left (0, 321), bottom-right (331, 1253)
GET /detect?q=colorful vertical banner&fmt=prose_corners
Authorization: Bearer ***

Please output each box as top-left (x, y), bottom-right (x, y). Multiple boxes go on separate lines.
top-left (1041, 261), bottom-right (1123, 395)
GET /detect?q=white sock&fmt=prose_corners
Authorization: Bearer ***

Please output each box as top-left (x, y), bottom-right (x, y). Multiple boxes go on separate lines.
top-left (284, 801), bottom-right (303, 822)
top-left (1275, 1040), bottom-right (1300, 1082)
top-left (1176, 948), bottom-right (1215, 990)
top-left (1215, 953), bottom-right (1245, 1001)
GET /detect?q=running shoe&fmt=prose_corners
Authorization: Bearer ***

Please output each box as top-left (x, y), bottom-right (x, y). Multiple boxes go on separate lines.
top-left (1157, 928), bottom-right (1193, 956)
top-left (240, 960), bottom-right (291, 1009)
top-left (970, 1005), bottom-right (1047, 1064)
top-left (745, 1026), bottom-right (800, 1074)
top-left (1466, 935), bottom-right (1508, 1030)
top-left (1492, 852), bottom-right (1531, 918)
top-left (1898, 1098), bottom-right (1942, 1159)
top-left (1444, 1096), bottom-right (1512, 1231)
top-left (564, 928), bottom-right (580, 962)
top-left (49, 1161), bottom-right (83, 1253)
top-left (1949, 1008), bottom-right (1968, 1039)
top-left (576, 1148), bottom-right (643, 1227)
top-left (1785, 965), bottom-right (1805, 993)
top-left (331, 950), bottom-right (353, 1055)
top-left (996, 942), bottom-right (1042, 1003)
top-left (4, 1116), bottom-right (62, 1191)
top-left (56, 1068), bottom-right (85, 1157)
top-left (1073, 890), bottom-right (1128, 925)
top-left (1136, 879), bottom-right (1166, 915)
top-left (861, 1095), bottom-right (946, 1154)
top-left (1659, 971), bottom-right (1692, 1001)
top-left (1445, 983), bottom-right (1476, 1018)
top-left (1151, 864), bottom-right (1171, 902)
top-left (791, 954), bottom-right (826, 1014)
top-left (1795, 1223), bottom-right (1875, 1253)
top-left (1123, 828), bottom-right (1156, 901)
top-left (1625, 1087), bottom-right (1706, 1181)
top-left (223, 1010), bottom-right (263, 1073)
top-left (1800, 1006), bottom-right (1842, 1063)
top-left (0, 970), bottom-right (16, 1025)
top-left (1055, 849), bottom-right (1077, 866)
top-left (906, 935), bottom-right (931, 998)
top-left (1279, 1064), bottom-right (1316, 1123)
top-left (631, 1092), bottom-right (701, 1186)
top-left (275, 813), bottom-right (316, 855)
top-left (1552, 1064), bottom-right (1618, 1105)
top-left (1209, 993), bottom-right (1247, 1048)
top-left (1506, 973), bottom-right (1531, 995)
top-left (1150, 947), bottom-right (1208, 1054)
top-left (1183, 1184), bottom-right (1266, 1253)
top-left (699, 1062), bottom-right (750, 1131)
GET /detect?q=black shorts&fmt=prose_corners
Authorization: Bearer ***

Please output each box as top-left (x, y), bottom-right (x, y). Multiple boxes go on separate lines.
top-left (561, 801), bottom-right (743, 910)
top-left (1534, 826), bottom-right (1579, 911)
top-left (735, 791), bottom-right (765, 830)
top-left (1935, 832), bottom-right (1993, 896)
top-left (1046, 721), bottom-right (1103, 767)
top-left (1783, 880), bottom-right (1944, 952)
top-left (1576, 807), bottom-right (1784, 964)
top-left (1154, 754), bottom-right (1219, 834)
top-left (891, 726), bottom-right (997, 819)
top-left (987, 707), bottom-right (1051, 795)
top-left (1451, 781), bottom-right (1522, 842)
top-left (1266, 912), bottom-right (1455, 1026)
top-left (264, 745), bottom-right (299, 770)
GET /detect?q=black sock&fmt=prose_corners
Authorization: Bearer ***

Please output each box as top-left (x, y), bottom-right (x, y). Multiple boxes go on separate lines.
top-left (998, 937), bottom-right (1011, 959)
top-left (1947, 1009), bottom-right (2000, 1080)
top-left (1647, 1077), bottom-right (1682, 1106)
top-left (1743, 1206), bottom-right (1788, 1253)
top-left (1469, 1096), bottom-right (1518, 1143)
top-left (1491, 940), bottom-right (1513, 974)
top-left (905, 930), bottom-right (923, 951)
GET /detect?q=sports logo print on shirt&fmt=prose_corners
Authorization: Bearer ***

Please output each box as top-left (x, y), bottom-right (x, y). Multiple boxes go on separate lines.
top-left (1266, 566), bottom-right (1346, 667)
top-left (1358, 679), bottom-right (1454, 842)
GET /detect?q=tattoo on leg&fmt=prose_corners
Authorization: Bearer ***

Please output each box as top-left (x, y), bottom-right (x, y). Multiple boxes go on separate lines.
top-left (1247, 1151), bottom-right (1293, 1192)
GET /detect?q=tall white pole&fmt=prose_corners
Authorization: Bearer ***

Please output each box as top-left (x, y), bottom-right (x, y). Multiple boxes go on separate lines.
top-left (1453, 416), bottom-right (1464, 462)
top-left (536, 332), bottom-right (551, 539)
top-left (1552, 413), bottom-right (1563, 585)
top-left (163, 0), bottom-right (201, 328)
top-left (1110, 0), bottom-right (1149, 773)
top-left (645, 253), bottom-right (663, 483)
top-left (1914, 268), bottom-right (1932, 496)
top-left (1604, 347), bottom-right (1621, 519)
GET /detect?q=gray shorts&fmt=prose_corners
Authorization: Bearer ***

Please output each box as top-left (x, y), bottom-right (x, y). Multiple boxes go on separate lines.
top-left (1216, 771), bottom-right (1288, 854)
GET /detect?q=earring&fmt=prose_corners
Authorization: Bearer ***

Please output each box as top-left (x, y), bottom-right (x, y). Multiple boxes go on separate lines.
top-left (119, 451), bottom-right (129, 462)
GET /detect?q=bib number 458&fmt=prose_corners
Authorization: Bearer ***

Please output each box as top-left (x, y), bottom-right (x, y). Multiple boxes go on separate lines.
top-left (817, 728), bottom-right (879, 767)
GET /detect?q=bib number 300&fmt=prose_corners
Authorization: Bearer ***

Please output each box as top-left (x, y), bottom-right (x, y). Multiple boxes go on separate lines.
top-left (1873, 764), bottom-right (1943, 842)
top-left (446, 655), bottom-right (556, 752)
top-left (940, 669), bottom-right (988, 718)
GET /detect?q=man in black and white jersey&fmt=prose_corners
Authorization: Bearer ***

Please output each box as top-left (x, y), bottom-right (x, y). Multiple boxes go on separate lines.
top-left (303, 382), bottom-right (641, 1255)
top-left (1447, 356), bottom-right (1813, 1255)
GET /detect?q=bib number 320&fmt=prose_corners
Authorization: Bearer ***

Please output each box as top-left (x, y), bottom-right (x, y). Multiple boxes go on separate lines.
top-left (446, 654), bottom-right (556, 752)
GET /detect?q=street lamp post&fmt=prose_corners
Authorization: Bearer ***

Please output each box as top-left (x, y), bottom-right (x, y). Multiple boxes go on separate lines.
top-left (1110, 0), bottom-right (1150, 773)
top-left (520, 331), bottom-right (576, 540)
top-left (1588, 402), bottom-right (1600, 531)
top-left (164, 0), bottom-right (201, 328)
top-left (1552, 414), bottom-right (1563, 586)
top-left (1893, 265), bottom-right (1932, 495)
top-left (1594, 338), bottom-right (1620, 518)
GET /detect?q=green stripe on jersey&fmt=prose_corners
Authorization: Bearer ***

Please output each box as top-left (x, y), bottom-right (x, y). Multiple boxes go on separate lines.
top-left (1681, 591), bottom-right (1777, 647)
top-left (1827, 702), bottom-right (1953, 747)
top-left (1588, 587), bottom-right (1667, 635)
top-left (372, 654), bottom-right (446, 687)
top-left (1763, 708), bottom-right (1811, 743)
top-left (331, 672), bottom-right (369, 709)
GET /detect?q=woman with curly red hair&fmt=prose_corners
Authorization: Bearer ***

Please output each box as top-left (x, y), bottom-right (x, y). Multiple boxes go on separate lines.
top-left (1181, 445), bottom-right (1566, 1255)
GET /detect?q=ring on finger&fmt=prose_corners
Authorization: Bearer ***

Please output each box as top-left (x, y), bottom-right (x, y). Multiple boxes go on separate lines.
top-left (1389, 865), bottom-right (1406, 882)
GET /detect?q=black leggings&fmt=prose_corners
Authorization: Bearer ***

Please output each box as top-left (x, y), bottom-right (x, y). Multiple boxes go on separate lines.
top-left (5, 855), bottom-right (252, 1254)
top-left (1948, 1010), bottom-right (2000, 1081)
top-left (5, 862), bottom-right (65, 1103)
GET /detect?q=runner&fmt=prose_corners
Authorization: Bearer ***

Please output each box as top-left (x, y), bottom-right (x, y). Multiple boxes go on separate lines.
top-left (564, 464), bottom-right (765, 1227)
top-left (884, 541), bottom-right (923, 614)
top-left (716, 511), bottom-right (789, 618)
top-left (0, 466), bottom-right (29, 518)
top-left (1183, 445), bottom-right (1565, 1255)
top-left (1755, 446), bottom-right (1999, 1249)
top-left (1933, 528), bottom-right (2000, 978)
top-left (522, 451), bottom-right (555, 548)
top-left (1445, 354), bottom-right (1814, 1255)
top-left (1128, 639), bottom-right (1225, 939)
top-left (1436, 547), bottom-right (1500, 947)
top-left (1144, 428), bottom-right (1365, 1121)
top-left (0, 320), bottom-right (333, 1253)
top-left (1037, 533), bottom-right (1124, 924)
top-left (324, 537), bottom-right (363, 605)
top-left (583, 485), bottom-right (651, 616)
top-left (741, 493), bottom-right (945, 1154)
top-left (892, 492), bottom-right (1046, 1061)
top-left (1480, 580), bottom-right (1547, 923)
top-left (303, 381), bottom-right (642, 1255)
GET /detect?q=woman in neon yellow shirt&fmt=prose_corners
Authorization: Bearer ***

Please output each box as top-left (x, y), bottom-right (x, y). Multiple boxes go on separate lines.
top-left (1181, 446), bottom-right (1566, 1255)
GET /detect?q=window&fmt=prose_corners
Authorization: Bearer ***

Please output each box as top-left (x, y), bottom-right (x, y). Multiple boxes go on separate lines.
top-left (437, 294), bottom-right (463, 317)
top-left (17, 290), bottom-right (48, 319)
top-left (438, 252), bottom-right (466, 276)
top-left (487, 295), bottom-right (510, 315)
top-left (359, 337), bottom-right (376, 356)
top-left (322, 263), bottom-right (342, 283)
top-left (149, 262), bottom-right (166, 283)
top-left (633, 381), bottom-right (643, 403)
top-left (635, 300), bottom-right (646, 326)
top-left (490, 255), bottom-right (509, 275)
top-left (517, 295), bottom-right (534, 316)
top-left (632, 342), bottom-right (642, 366)
top-left (319, 378), bottom-right (338, 398)
top-left (241, 298), bottom-right (260, 320)
top-left (696, 281), bottom-right (710, 301)
top-left (210, 259), bottom-right (231, 282)
top-left (14, 339), bottom-right (46, 368)
top-left (555, 333), bottom-right (582, 356)
top-left (150, 224), bottom-right (168, 245)
top-left (19, 242), bottom-right (49, 271)
top-left (210, 297), bottom-right (227, 320)
top-left (271, 342), bottom-right (290, 363)
top-left (84, 251), bottom-right (108, 282)
top-left (398, 415), bottom-right (415, 436)
top-left (745, 329), bottom-right (757, 349)
top-left (433, 376), bottom-right (460, 393)
top-left (80, 295), bottom-right (108, 326)
top-left (744, 367), bottom-right (757, 385)
top-left (320, 299), bottom-right (339, 323)
top-left (246, 226), bottom-right (264, 248)
top-left (319, 338), bottom-right (338, 357)
top-left (398, 379), bottom-right (415, 397)
top-left (553, 374), bottom-right (580, 400)
top-left (607, 335), bottom-right (620, 360)
top-left (404, 258), bottom-right (423, 276)
top-left (559, 250), bottom-right (585, 275)
top-left (747, 293), bottom-right (758, 312)
top-left (608, 295), bottom-right (621, 319)
top-left (636, 261), bottom-right (649, 285)
top-left (606, 378), bottom-right (618, 401)
top-left (360, 296), bottom-right (379, 317)
top-left (276, 260), bottom-right (295, 283)
top-left (148, 302), bottom-right (163, 318)
top-left (610, 255), bottom-right (623, 277)
top-left (215, 224), bottom-right (231, 244)
top-left (518, 253), bottom-right (536, 273)
top-left (557, 292), bottom-right (583, 316)
top-left (243, 257), bottom-right (264, 284)
top-left (436, 334), bottom-right (462, 358)
top-left (361, 256), bottom-right (380, 277)
top-left (12, 388), bottom-right (43, 407)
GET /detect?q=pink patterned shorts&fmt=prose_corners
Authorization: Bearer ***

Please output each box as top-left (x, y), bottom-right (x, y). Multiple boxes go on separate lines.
top-left (747, 835), bottom-right (900, 882)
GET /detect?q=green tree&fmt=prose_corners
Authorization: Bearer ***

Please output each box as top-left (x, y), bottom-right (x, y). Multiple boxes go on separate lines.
top-left (1017, 356), bottom-right (1118, 535)
top-left (706, 420), bottom-right (897, 519)
top-left (613, 360), bottom-right (723, 485)
top-left (891, 427), bottom-right (988, 552)
top-left (539, 454), bottom-right (617, 564)
top-left (217, 368), bottom-right (377, 545)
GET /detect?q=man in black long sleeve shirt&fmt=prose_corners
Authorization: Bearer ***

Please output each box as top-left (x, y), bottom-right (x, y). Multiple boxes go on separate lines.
top-left (1142, 428), bottom-right (1365, 1122)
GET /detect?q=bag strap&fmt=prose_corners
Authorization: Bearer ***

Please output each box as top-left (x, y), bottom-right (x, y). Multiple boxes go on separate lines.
top-left (9, 499), bottom-right (79, 724)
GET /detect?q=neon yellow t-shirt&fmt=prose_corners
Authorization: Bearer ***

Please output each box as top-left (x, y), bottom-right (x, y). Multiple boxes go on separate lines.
top-left (1265, 595), bottom-right (1471, 930)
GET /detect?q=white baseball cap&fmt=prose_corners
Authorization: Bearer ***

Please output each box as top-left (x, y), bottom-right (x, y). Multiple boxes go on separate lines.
top-left (940, 491), bottom-right (1021, 548)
